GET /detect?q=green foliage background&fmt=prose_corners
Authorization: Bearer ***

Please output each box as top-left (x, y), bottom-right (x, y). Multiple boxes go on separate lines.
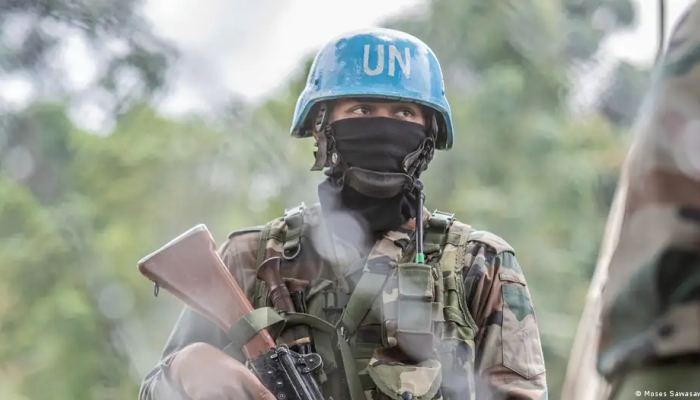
top-left (0, 0), bottom-right (653, 398)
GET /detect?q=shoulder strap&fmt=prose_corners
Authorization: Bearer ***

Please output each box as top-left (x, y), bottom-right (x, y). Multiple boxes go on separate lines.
top-left (424, 210), bottom-right (477, 332)
top-left (227, 225), bottom-right (264, 240)
top-left (424, 210), bottom-right (456, 259)
top-left (255, 220), bottom-right (275, 269)
top-left (282, 202), bottom-right (306, 260)
top-left (337, 227), bottom-right (412, 339)
top-left (253, 203), bottom-right (310, 308)
top-left (254, 202), bottom-right (308, 268)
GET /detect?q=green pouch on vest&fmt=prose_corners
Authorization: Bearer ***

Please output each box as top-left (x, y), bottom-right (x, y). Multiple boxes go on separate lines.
top-left (366, 348), bottom-right (443, 400)
top-left (382, 262), bottom-right (439, 360)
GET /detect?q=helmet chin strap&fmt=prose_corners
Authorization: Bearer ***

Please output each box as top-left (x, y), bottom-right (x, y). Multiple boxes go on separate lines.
top-left (310, 104), bottom-right (330, 171)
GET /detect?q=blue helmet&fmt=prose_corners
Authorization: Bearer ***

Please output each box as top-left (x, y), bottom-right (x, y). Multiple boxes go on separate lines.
top-left (290, 28), bottom-right (454, 150)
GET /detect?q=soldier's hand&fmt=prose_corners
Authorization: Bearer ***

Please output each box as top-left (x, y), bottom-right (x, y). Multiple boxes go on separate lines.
top-left (171, 342), bottom-right (275, 400)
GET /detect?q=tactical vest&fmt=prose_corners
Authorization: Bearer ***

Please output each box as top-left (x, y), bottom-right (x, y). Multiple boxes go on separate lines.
top-left (237, 203), bottom-right (483, 400)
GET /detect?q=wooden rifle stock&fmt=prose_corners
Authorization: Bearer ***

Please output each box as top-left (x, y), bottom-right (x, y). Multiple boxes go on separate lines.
top-left (137, 224), bottom-right (276, 360)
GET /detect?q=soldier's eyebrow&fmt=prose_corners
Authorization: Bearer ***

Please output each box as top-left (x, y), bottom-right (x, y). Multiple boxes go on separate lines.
top-left (337, 100), bottom-right (362, 111)
top-left (391, 102), bottom-right (421, 111)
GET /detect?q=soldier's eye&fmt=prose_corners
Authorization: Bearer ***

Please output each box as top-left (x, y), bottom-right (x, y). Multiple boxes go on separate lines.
top-left (395, 109), bottom-right (414, 118)
top-left (351, 106), bottom-right (371, 115)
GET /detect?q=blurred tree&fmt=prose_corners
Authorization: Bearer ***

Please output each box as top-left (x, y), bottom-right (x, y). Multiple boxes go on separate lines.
top-left (0, 174), bottom-right (135, 399)
top-left (0, 0), bottom-right (176, 202)
top-left (0, 0), bottom-right (175, 104)
top-left (0, 2), bottom-right (175, 397)
top-left (1, 104), bottom-right (75, 203)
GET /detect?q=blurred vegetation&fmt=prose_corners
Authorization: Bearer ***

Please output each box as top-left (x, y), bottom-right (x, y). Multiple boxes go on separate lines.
top-left (0, 0), bottom-right (652, 399)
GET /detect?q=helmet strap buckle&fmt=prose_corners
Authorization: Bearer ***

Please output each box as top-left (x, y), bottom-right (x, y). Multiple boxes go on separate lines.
top-left (310, 104), bottom-right (331, 171)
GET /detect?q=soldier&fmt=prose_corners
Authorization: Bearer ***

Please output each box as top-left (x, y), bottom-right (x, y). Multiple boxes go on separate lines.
top-left (562, 1), bottom-right (700, 399)
top-left (140, 28), bottom-right (547, 400)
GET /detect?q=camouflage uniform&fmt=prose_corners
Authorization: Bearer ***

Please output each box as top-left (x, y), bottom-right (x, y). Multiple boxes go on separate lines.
top-left (562, 2), bottom-right (700, 399)
top-left (140, 205), bottom-right (547, 399)
top-left (141, 27), bottom-right (547, 400)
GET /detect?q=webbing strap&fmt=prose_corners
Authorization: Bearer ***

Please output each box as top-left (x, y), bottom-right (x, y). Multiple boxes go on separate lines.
top-left (280, 311), bottom-right (337, 334)
top-left (337, 263), bottom-right (392, 339)
top-left (227, 226), bottom-right (264, 240)
top-left (253, 221), bottom-right (276, 309)
top-left (337, 329), bottom-right (368, 400)
top-left (225, 307), bottom-right (285, 358)
top-left (255, 220), bottom-right (274, 268)
top-left (279, 312), bottom-right (365, 400)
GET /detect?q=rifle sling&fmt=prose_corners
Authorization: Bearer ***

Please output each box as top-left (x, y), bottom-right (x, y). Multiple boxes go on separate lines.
top-left (225, 307), bottom-right (286, 358)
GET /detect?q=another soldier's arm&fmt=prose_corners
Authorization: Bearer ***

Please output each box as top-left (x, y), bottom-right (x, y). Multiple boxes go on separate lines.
top-left (463, 234), bottom-right (547, 400)
top-left (138, 232), bottom-right (261, 400)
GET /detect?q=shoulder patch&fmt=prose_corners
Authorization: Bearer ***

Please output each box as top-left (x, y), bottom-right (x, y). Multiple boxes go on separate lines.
top-left (467, 230), bottom-right (515, 254)
top-left (227, 225), bottom-right (264, 240)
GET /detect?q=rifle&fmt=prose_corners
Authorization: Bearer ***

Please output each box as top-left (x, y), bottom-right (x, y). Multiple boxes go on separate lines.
top-left (137, 224), bottom-right (325, 400)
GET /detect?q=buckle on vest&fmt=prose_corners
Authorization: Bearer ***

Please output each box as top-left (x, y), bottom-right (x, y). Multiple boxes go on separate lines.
top-left (283, 203), bottom-right (306, 220)
top-left (429, 210), bottom-right (454, 230)
top-left (283, 203), bottom-right (306, 260)
top-left (424, 210), bottom-right (455, 255)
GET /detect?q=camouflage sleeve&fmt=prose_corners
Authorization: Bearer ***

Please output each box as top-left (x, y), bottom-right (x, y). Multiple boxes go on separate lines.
top-left (462, 232), bottom-right (548, 400)
top-left (138, 231), bottom-right (262, 400)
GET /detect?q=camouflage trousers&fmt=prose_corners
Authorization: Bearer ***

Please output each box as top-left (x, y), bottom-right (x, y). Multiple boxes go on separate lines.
top-left (610, 362), bottom-right (700, 400)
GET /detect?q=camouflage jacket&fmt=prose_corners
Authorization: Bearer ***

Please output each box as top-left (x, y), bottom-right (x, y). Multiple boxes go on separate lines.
top-left (562, 3), bottom-right (700, 400)
top-left (139, 206), bottom-right (547, 399)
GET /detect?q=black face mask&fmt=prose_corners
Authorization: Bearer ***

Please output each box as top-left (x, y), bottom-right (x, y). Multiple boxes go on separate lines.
top-left (318, 117), bottom-right (430, 240)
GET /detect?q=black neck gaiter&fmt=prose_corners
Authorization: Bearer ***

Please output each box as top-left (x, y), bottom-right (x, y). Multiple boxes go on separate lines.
top-left (318, 117), bottom-right (427, 243)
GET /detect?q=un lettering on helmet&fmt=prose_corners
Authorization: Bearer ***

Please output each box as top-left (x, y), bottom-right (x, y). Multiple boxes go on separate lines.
top-left (363, 44), bottom-right (411, 78)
